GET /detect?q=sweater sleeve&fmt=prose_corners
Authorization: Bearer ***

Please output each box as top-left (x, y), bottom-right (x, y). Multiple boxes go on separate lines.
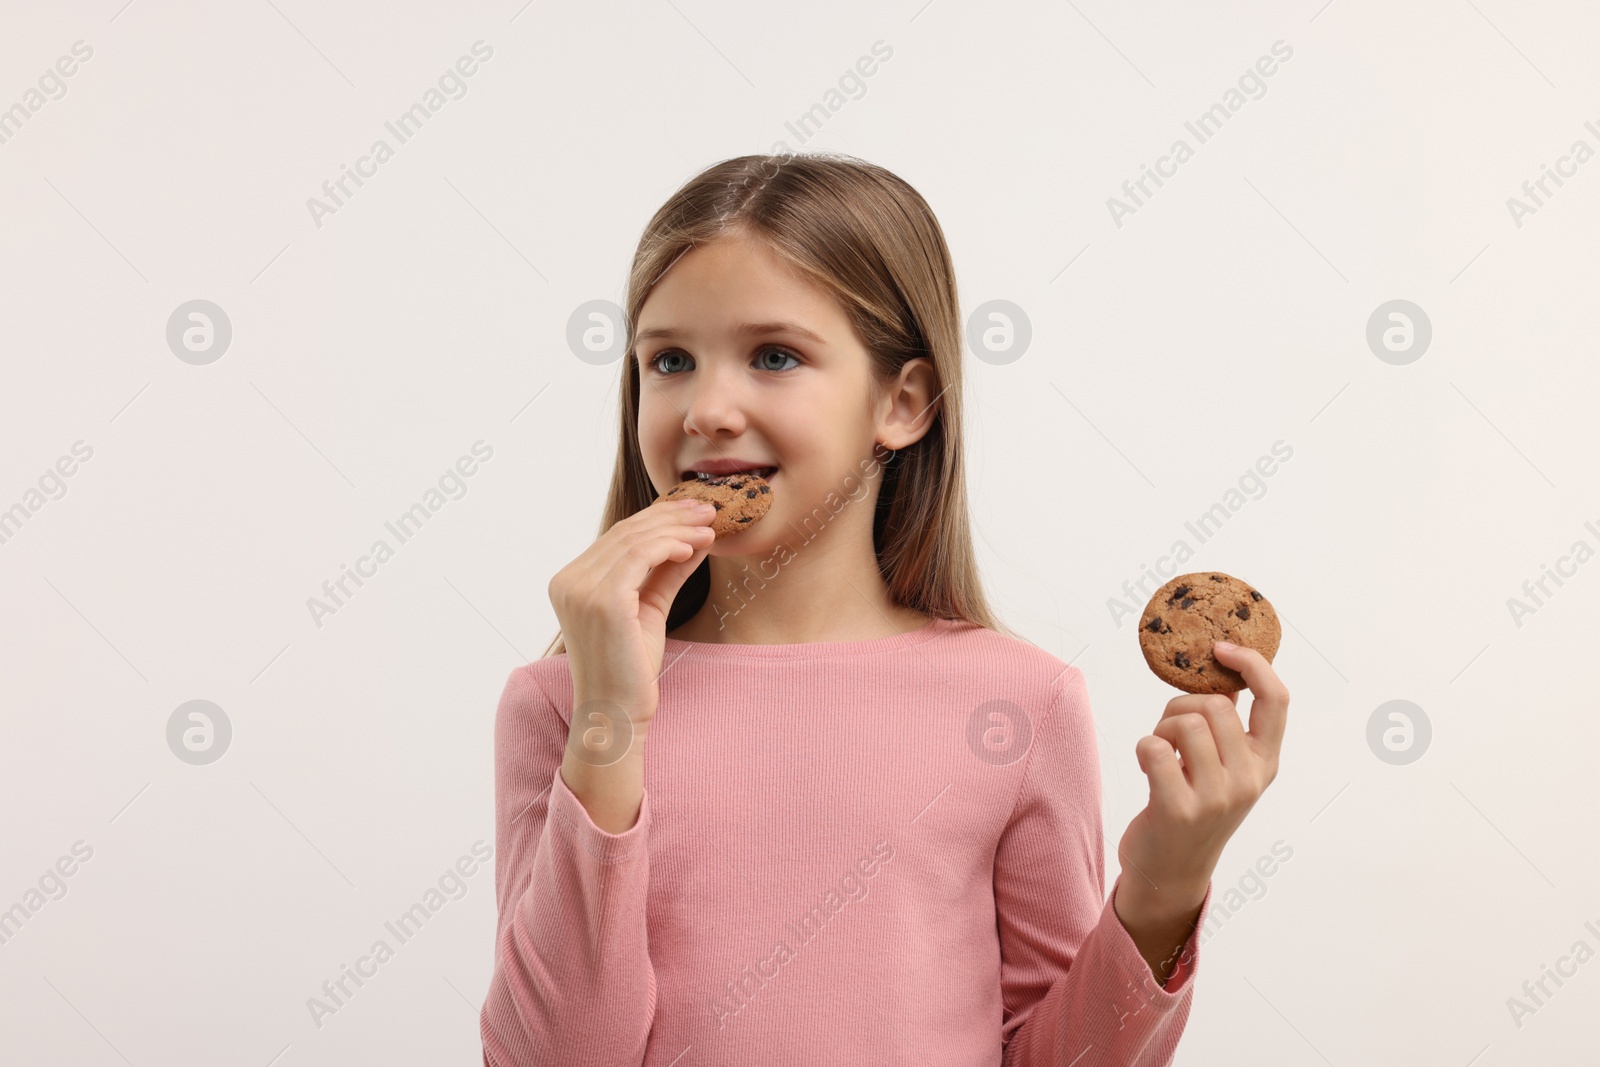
top-left (996, 667), bottom-right (1213, 1067)
top-left (480, 665), bottom-right (658, 1066)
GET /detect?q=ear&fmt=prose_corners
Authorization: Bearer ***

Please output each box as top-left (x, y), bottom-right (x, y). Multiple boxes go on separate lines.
top-left (875, 358), bottom-right (942, 450)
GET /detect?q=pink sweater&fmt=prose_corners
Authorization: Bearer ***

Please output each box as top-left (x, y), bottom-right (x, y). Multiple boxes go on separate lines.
top-left (480, 616), bottom-right (1213, 1066)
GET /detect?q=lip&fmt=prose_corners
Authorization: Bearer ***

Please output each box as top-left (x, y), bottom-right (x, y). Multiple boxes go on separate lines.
top-left (681, 459), bottom-right (779, 478)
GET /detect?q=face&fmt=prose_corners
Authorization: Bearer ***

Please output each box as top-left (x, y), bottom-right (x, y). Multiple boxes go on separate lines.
top-left (633, 231), bottom-right (926, 553)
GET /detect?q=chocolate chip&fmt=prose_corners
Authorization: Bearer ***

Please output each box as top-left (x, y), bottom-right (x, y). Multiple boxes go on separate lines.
top-left (1145, 617), bottom-right (1162, 633)
top-left (1210, 575), bottom-right (1224, 582)
top-left (1180, 597), bottom-right (1194, 609)
top-left (737, 516), bottom-right (753, 523)
top-left (728, 480), bottom-right (745, 490)
top-left (668, 487), bottom-right (681, 494)
top-left (1235, 605), bottom-right (1250, 620)
top-left (712, 502), bottom-right (722, 511)
top-left (1174, 651), bottom-right (1190, 669)
top-left (1250, 590), bottom-right (1262, 601)
top-left (759, 485), bottom-right (770, 493)
top-left (745, 489), bottom-right (757, 498)
top-left (1168, 585), bottom-right (1190, 603)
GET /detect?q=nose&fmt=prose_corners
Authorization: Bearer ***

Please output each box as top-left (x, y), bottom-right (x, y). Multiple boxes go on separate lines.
top-left (681, 358), bottom-right (748, 440)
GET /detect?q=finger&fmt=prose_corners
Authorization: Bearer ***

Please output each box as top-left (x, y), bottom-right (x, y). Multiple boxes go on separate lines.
top-left (638, 541), bottom-right (709, 620)
top-left (1152, 712), bottom-right (1224, 796)
top-left (615, 498), bottom-right (715, 534)
top-left (1212, 643), bottom-right (1290, 752)
top-left (1134, 734), bottom-right (1190, 808)
top-left (1192, 693), bottom-right (1251, 770)
top-left (640, 498), bottom-right (718, 528)
top-left (1157, 692), bottom-right (1225, 723)
top-left (594, 520), bottom-right (715, 574)
top-left (1156, 678), bottom-right (1240, 714)
top-left (600, 533), bottom-right (709, 605)
top-left (589, 503), bottom-right (711, 572)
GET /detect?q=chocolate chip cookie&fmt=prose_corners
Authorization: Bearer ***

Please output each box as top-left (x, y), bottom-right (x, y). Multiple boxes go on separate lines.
top-left (656, 472), bottom-right (774, 538)
top-left (1138, 572), bottom-right (1280, 693)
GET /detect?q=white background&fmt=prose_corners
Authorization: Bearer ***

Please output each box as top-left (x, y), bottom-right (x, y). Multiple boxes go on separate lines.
top-left (2, 0), bottom-right (1596, 1064)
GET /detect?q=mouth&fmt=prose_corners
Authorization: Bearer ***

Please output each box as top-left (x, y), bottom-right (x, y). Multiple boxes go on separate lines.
top-left (681, 465), bottom-right (779, 483)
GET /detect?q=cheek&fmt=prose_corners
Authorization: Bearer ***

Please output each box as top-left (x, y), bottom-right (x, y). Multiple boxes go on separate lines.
top-left (637, 398), bottom-right (674, 444)
top-left (636, 408), bottom-right (676, 478)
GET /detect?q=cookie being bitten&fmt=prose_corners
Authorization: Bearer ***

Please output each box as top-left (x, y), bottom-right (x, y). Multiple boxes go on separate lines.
top-left (655, 471), bottom-right (774, 538)
top-left (1138, 572), bottom-right (1280, 693)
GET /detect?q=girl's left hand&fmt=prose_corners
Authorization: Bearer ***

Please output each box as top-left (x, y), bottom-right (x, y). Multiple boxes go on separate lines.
top-left (1115, 642), bottom-right (1290, 917)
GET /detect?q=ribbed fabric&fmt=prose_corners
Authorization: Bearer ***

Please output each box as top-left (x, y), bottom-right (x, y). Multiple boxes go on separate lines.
top-left (480, 616), bottom-right (1212, 1066)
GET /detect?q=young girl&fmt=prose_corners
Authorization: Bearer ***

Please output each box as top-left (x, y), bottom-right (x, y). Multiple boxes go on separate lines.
top-left (480, 154), bottom-right (1289, 1066)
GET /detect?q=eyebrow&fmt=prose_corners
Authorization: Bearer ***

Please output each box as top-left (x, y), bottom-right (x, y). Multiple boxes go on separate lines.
top-left (635, 321), bottom-right (826, 345)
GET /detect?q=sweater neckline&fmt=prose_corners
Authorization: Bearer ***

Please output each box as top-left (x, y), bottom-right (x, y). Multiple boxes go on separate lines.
top-left (662, 615), bottom-right (956, 659)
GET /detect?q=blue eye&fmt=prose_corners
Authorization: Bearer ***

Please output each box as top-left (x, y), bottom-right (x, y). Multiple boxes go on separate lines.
top-left (649, 351), bottom-right (692, 374)
top-left (756, 347), bottom-right (800, 371)
top-left (645, 346), bottom-right (801, 375)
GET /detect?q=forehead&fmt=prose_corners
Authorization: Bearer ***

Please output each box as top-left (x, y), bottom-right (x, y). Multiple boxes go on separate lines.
top-left (635, 234), bottom-right (846, 337)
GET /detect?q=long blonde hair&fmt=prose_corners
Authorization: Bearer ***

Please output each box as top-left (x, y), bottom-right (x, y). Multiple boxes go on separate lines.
top-left (541, 152), bottom-right (1016, 658)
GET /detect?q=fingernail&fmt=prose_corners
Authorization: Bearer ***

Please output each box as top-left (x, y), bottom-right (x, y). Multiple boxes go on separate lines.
top-left (1215, 641), bottom-right (1237, 652)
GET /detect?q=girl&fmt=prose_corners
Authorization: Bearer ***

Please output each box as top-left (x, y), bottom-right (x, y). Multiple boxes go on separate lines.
top-left (480, 153), bottom-right (1289, 1067)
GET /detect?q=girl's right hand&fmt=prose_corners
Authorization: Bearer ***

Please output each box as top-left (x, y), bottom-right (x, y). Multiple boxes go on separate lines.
top-left (547, 497), bottom-right (718, 725)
